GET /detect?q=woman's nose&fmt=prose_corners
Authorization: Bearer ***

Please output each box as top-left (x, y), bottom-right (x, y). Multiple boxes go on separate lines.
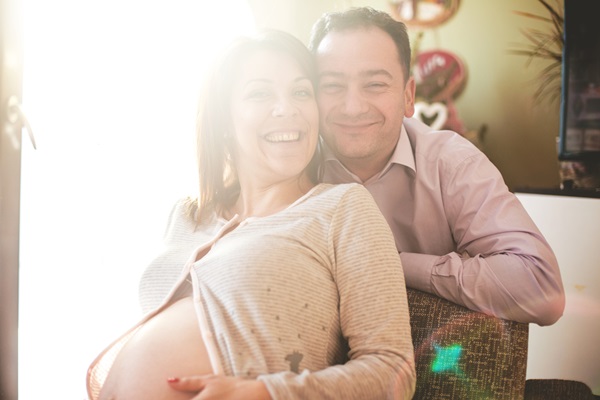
top-left (272, 96), bottom-right (299, 117)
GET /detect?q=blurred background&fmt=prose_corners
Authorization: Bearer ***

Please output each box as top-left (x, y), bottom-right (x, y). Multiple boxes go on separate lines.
top-left (15, 0), bottom-right (568, 398)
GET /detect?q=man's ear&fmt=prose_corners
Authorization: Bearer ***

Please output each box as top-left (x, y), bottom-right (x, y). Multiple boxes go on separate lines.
top-left (403, 77), bottom-right (416, 118)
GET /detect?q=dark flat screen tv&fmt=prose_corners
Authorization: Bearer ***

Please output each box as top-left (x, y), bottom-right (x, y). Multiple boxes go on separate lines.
top-left (559, 0), bottom-right (600, 160)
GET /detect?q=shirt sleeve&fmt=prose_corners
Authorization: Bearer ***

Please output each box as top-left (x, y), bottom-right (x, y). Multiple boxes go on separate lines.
top-left (258, 184), bottom-right (416, 400)
top-left (401, 153), bottom-right (565, 326)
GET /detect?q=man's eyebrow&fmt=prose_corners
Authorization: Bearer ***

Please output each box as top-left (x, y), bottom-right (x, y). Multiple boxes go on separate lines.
top-left (361, 69), bottom-right (393, 79)
top-left (318, 70), bottom-right (393, 79)
top-left (318, 71), bottom-right (344, 80)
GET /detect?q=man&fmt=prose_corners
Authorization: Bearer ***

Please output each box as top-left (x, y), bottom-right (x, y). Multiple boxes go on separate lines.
top-left (309, 7), bottom-right (565, 325)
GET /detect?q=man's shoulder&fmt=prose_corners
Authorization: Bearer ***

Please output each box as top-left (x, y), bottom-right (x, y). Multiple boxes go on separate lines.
top-left (403, 117), bottom-right (483, 164)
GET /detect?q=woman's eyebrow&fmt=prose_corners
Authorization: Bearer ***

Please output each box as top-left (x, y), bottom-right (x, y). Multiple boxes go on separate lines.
top-left (243, 76), bottom-right (311, 87)
top-left (294, 76), bottom-right (312, 83)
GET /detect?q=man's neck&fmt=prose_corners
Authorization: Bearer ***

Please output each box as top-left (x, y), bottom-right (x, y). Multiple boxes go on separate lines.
top-left (336, 151), bottom-right (393, 183)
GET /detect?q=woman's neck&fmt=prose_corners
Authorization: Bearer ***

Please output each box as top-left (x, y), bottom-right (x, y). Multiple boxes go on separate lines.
top-left (228, 175), bottom-right (314, 220)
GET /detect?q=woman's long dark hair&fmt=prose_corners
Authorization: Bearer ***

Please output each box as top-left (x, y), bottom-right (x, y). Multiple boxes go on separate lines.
top-left (190, 30), bottom-right (321, 222)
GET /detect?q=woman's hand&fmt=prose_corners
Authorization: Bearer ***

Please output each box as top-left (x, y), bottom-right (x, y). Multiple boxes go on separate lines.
top-left (167, 375), bottom-right (271, 400)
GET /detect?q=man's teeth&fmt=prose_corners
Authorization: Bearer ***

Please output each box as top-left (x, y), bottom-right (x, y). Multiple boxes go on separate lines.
top-left (265, 132), bottom-right (300, 142)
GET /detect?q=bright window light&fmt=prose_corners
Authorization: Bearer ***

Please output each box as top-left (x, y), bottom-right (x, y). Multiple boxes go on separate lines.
top-left (19, 1), bottom-right (255, 398)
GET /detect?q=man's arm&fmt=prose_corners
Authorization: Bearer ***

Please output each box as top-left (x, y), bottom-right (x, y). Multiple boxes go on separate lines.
top-left (401, 153), bottom-right (565, 326)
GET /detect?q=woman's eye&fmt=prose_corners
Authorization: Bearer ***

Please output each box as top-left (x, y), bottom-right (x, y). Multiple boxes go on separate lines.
top-left (294, 88), bottom-right (314, 99)
top-left (246, 90), bottom-right (270, 100)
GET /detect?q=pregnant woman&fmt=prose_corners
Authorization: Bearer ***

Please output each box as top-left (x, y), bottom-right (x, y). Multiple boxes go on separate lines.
top-left (87, 29), bottom-right (416, 400)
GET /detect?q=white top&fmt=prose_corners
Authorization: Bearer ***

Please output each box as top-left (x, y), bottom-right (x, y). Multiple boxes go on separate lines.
top-left (133, 182), bottom-right (416, 399)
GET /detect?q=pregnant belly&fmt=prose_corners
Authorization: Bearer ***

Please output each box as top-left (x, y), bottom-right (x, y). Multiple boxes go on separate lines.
top-left (99, 297), bottom-right (214, 400)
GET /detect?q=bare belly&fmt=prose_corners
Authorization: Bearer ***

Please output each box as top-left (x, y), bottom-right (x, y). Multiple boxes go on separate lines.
top-left (99, 297), bottom-right (213, 400)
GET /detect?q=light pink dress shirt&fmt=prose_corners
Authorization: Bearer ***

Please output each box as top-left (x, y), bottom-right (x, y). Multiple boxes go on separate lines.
top-left (322, 117), bottom-right (565, 325)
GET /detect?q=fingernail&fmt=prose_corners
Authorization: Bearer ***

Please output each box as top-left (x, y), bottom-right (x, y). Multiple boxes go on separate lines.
top-left (167, 377), bottom-right (180, 383)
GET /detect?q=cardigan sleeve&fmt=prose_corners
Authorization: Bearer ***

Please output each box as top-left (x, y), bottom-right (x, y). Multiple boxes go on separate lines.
top-left (258, 185), bottom-right (416, 400)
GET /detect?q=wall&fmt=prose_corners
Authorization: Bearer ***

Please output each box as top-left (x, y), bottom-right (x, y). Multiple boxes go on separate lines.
top-left (247, 0), bottom-right (563, 190)
top-left (517, 193), bottom-right (600, 395)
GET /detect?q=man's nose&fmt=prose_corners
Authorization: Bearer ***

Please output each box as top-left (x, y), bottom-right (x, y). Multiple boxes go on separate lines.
top-left (340, 87), bottom-right (369, 116)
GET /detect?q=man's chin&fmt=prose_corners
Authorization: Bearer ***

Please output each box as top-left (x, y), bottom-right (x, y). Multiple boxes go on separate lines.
top-left (336, 148), bottom-right (374, 162)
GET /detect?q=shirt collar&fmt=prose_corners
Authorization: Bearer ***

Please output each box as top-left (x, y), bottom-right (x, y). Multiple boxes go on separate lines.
top-left (323, 123), bottom-right (416, 182)
top-left (389, 124), bottom-right (416, 173)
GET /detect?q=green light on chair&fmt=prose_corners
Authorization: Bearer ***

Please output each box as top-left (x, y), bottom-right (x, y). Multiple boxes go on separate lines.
top-left (432, 344), bottom-right (463, 373)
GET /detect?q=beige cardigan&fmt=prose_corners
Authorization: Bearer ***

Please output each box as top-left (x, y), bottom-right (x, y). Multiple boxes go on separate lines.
top-left (88, 183), bottom-right (416, 399)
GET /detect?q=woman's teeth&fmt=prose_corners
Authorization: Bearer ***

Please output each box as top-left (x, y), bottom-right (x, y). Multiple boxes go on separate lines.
top-left (264, 132), bottom-right (300, 142)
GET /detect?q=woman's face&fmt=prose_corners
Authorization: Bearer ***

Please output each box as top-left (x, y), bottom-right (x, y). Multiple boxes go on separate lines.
top-left (230, 49), bottom-right (319, 186)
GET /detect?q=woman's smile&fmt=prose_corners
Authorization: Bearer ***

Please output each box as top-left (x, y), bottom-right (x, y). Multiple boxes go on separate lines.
top-left (231, 49), bottom-right (319, 182)
top-left (264, 131), bottom-right (302, 143)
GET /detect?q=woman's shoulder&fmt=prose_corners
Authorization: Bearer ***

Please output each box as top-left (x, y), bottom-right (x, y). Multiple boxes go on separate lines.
top-left (301, 183), bottom-right (375, 213)
top-left (163, 198), bottom-right (195, 232)
top-left (312, 182), bottom-right (368, 197)
top-left (313, 182), bottom-right (374, 203)
top-left (162, 197), bottom-right (223, 241)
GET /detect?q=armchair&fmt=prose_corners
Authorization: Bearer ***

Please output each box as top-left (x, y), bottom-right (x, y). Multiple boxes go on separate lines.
top-left (406, 288), bottom-right (529, 399)
top-left (525, 379), bottom-right (596, 400)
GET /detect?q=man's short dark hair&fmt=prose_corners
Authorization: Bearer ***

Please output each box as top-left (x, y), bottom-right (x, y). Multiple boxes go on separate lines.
top-left (308, 7), bottom-right (412, 80)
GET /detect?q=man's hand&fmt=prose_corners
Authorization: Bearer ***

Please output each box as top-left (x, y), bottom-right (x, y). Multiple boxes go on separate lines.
top-left (167, 374), bottom-right (271, 400)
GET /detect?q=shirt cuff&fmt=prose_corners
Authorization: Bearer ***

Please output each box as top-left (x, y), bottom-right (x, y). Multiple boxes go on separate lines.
top-left (399, 252), bottom-right (437, 294)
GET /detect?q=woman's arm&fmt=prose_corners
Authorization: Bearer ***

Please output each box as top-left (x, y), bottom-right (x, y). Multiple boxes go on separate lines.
top-left (258, 185), bottom-right (415, 399)
top-left (170, 185), bottom-right (416, 400)
top-left (167, 375), bottom-right (271, 400)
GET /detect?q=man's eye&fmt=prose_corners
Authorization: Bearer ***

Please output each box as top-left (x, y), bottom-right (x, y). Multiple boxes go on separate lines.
top-left (366, 82), bottom-right (388, 91)
top-left (319, 82), bottom-right (344, 94)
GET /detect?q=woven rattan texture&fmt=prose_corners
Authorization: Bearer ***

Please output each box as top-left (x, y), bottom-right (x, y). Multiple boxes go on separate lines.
top-left (407, 288), bottom-right (529, 400)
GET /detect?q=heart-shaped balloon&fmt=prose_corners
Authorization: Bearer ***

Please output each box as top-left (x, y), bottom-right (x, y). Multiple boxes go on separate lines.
top-left (414, 101), bottom-right (448, 130)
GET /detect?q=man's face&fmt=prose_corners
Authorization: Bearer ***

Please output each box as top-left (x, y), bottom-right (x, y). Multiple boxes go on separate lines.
top-left (315, 27), bottom-right (415, 177)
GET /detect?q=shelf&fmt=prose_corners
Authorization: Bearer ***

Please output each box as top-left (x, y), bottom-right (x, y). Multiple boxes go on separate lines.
top-left (514, 187), bottom-right (600, 199)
